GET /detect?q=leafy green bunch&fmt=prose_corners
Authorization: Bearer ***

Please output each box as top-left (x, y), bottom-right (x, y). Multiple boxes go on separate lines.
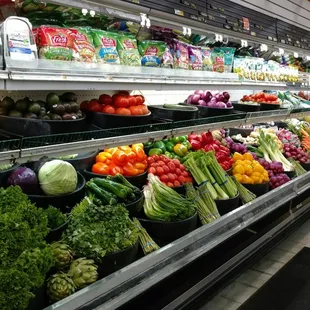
top-left (64, 203), bottom-right (138, 262)
top-left (0, 186), bottom-right (54, 310)
top-left (44, 205), bottom-right (67, 229)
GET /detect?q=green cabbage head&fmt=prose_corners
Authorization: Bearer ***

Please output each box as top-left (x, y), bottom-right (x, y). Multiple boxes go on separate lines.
top-left (38, 160), bottom-right (78, 196)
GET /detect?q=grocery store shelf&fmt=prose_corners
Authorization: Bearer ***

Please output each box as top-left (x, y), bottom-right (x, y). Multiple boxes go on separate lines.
top-left (0, 109), bottom-right (309, 165)
top-left (44, 172), bottom-right (310, 310)
top-left (0, 71), bottom-right (8, 90)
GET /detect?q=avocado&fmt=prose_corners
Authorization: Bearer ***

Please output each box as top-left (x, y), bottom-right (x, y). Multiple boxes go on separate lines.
top-left (46, 93), bottom-right (60, 108)
top-left (71, 113), bottom-right (78, 120)
top-left (62, 113), bottom-right (73, 120)
top-left (15, 99), bottom-right (29, 113)
top-left (2, 96), bottom-right (15, 111)
top-left (76, 110), bottom-right (83, 119)
top-left (63, 103), bottom-right (71, 113)
top-left (50, 104), bottom-right (65, 115)
top-left (0, 107), bottom-right (7, 115)
top-left (36, 100), bottom-right (46, 108)
top-left (24, 113), bottom-right (37, 119)
top-left (60, 92), bottom-right (77, 102)
top-left (70, 101), bottom-right (79, 113)
top-left (9, 110), bottom-right (23, 118)
top-left (50, 113), bottom-right (62, 120)
top-left (40, 115), bottom-right (51, 120)
top-left (28, 102), bottom-right (41, 115)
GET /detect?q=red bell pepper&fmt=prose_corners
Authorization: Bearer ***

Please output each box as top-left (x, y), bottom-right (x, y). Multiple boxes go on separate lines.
top-left (190, 140), bottom-right (202, 150)
top-left (201, 132), bottom-right (213, 144)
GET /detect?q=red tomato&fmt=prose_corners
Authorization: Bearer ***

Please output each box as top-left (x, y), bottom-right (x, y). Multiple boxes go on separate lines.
top-left (140, 105), bottom-right (149, 115)
top-left (167, 162), bottom-right (176, 172)
top-left (179, 164), bottom-right (186, 171)
top-left (118, 91), bottom-right (130, 96)
top-left (175, 168), bottom-right (182, 175)
top-left (114, 96), bottom-right (129, 108)
top-left (152, 155), bottom-right (160, 161)
top-left (147, 157), bottom-right (155, 165)
top-left (134, 95), bottom-right (144, 105)
top-left (157, 160), bottom-right (165, 167)
top-left (151, 163), bottom-right (159, 168)
top-left (102, 105), bottom-right (116, 114)
top-left (171, 159), bottom-right (180, 167)
top-left (156, 166), bottom-right (165, 176)
top-left (162, 165), bottom-right (170, 174)
top-left (88, 99), bottom-right (101, 112)
top-left (167, 182), bottom-right (174, 187)
top-left (167, 173), bottom-right (176, 182)
top-left (128, 96), bottom-right (137, 106)
top-left (160, 175), bottom-right (169, 182)
top-left (129, 105), bottom-right (143, 115)
top-left (179, 176), bottom-right (187, 184)
top-left (174, 180), bottom-right (181, 187)
top-left (115, 108), bottom-right (131, 115)
top-left (148, 167), bottom-right (156, 174)
top-left (80, 100), bottom-right (89, 110)
top-left (99, 94), bottom-right (112, 105)
top-left (182, 171), bottom-right (189, 177)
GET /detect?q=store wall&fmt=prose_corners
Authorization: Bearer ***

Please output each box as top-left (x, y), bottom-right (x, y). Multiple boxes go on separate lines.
top-left (229, 0), bottom-right (310, 31)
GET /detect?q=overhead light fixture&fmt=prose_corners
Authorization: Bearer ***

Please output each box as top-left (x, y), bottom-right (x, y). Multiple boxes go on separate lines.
top-left (260, 44), bottom-right (268, 52)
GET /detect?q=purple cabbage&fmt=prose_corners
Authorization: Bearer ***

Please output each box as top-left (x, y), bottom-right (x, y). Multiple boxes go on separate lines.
top-left (8, 167), bottom-right (39, 194)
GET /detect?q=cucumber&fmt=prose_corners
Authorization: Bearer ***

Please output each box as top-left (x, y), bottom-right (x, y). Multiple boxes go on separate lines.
top-left (163, 104), bottom-right (197, 111)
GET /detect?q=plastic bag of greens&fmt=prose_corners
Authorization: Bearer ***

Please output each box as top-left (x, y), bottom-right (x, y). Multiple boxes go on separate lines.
top-left (211, 49), bottom-right (225, 72)
top-left (173, 39), bottom-right (189, 70)
top-left (117, 33), bottom-right (140, 66)
top-left (188, 45), bottom-right (202, 70)
top-left (201, 47), bottom-right (212, 71)
top-left (73, 27), bottom-right (96, 62)
top-left (162, 46), bottom-right (174, 68)
top-left (213, 47), bottom-right (236, 73)
top-left (138, 40), bottom-right (166, 67)
top-left (91, 29), bottom-right (120, 64)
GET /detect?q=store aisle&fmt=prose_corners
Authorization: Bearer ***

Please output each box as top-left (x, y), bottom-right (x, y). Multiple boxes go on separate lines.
top-left (201, 218), bottom-right (310, 310)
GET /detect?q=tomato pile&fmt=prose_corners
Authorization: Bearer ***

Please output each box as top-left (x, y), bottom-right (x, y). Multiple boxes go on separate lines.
top-left (81, 91), bottom-right (149, 116)
top-left (241, 92), bottom-right (279, 104)
top-left (147, 155), bottom-right (193, 187)
top-left (92, 144), bottom-right (148, 176)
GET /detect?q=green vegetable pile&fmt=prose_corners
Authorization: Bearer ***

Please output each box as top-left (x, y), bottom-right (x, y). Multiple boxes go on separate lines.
top-left (86, 174), bottom-right (141, 206)
top-left (44, 205), bottom-right (67, 229)
top-left (143, 174), bottom-right (196, 222)
top-left (63, 202), bottom-right (138, 262)
top-left (0, 186), bottom-right (54, 310)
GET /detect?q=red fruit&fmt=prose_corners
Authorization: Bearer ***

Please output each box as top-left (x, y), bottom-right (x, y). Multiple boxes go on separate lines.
top-left (88, 99), bottom-right (101, 112)
top-left (128, 96), bottom-right (137, 106)
top-left (167, 173), bottom-right (176, 182)
top-left (167, 162), bottom-right (176, 172)
top-left (160, 175), bottom-right (169, 182)
top-left (175, 168), bottom-right (182, 175)
top-left (167, 182), bottom-right (174, 187)
top-left (174, 180), bottom-right (181, 187)
top-left (134, 95), bottom-right (144, 105)
top-left (156, 166), bottom-right (165, 176)
top-left (114, 97), bottom-right (129, 108)
top-left (182, 171), bottom-right (189, 177)
top-left (162, 165), bottom-right (170, 174)
top-left (148, 167), bottom-right (156, 174)
top-left (152, 155), bottom-right (160, 161)
top-left (157, 161), bottom-right (165, 167)
top-left (171, 159), bottom-right (181, 167)
top-left (99, 94), bottom-right (112, 105)
top-left (102, 105), bottom-right (116, 114)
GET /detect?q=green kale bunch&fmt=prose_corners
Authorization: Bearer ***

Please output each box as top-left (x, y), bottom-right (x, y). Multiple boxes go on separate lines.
top-left (63, 203), bottom-right (138, 262)
top-left (0, 186), bottom-right (54, 310)
top-left (44, 205), bottom-right (67, 229)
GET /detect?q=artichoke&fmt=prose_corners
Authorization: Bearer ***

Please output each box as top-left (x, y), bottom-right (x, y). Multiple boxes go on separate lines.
top-left (51, 242), bottom-right (73, 270)
top-left (68, 258), bottom-right (98, 289)
top-left (47, 272), bottom-right (76, 302)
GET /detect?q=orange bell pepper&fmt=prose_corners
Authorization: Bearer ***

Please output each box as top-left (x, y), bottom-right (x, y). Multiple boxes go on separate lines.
top-left (105, 147), bottom-right (118, 155)
top-left (112, 149), bottom-right (128, 166)
top-left (132, 144), bottom-right (146, 161)
top-left (123, 162), bottom-right (139, 176)
top-left (92, 162), bottom-right (109, 175)
top-left (109, 164), bottom-right (124, 176)
top-left (96, 151), bottom-right (112, 163)
top-left (133, 162), bottom-right (146, 171)
top-left (118, 145), bottom-right (132, 153)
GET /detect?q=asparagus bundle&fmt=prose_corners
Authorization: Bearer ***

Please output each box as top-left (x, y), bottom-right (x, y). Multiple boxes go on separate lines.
top-left (231, 176), bottom-right (256, 204)
top-left (133, 218), bottom-right (160, 255)
top-left (288, 158), bottom-right (307, 177)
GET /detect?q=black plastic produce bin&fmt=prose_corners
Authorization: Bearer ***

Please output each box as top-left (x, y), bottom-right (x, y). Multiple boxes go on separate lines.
top-left (148, 105), bottom-right (198, 121)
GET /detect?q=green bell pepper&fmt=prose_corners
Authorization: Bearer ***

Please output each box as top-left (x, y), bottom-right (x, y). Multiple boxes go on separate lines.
top-left (165, 141), bottom-right (175, 152)
top-left (164, 151), bottom-right (174, 159)
top-left (182, 140), bottom-right (192, 150)
top-left (171, 136), bottom-right (187, 145)
top-left (149, 148), bottom-right (163, 156)
top-left (153, 141), bottom-right (166, 153)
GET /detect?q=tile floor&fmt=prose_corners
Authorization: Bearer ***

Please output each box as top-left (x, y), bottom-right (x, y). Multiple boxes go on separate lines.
top-left (201, 218), bottom-right (310, 310)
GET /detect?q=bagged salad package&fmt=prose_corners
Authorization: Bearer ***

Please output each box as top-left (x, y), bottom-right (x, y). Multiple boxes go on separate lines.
top-left (91, 29), bottom-right (120, 64)
top-left (116, 33), bottom-right (140, 66)
top-left (201, 47), bottom-right (212, 71)
top-left (73, 27), bottom-right (96, 62)
top-left (138, 40), bottom-right (166, 67)
top-left (173, 39), bottom-right (189, 70)
top-left (211, 49), bottom-right (225, 72)
top-left (213, 47), bottom-right (236, 72)
top-left (188, 45), bottom-right (202, 70)
top-left (37, 26), bottom-right (77, 61)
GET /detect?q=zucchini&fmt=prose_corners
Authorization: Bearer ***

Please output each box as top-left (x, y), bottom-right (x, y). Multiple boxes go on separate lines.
top-left (110, 174), bottom-right (141, 195)
top-left (87, 181), bottom-right (118, 205)
top-left (92, 178), bottom-right (132, 199)
top-left (163, 104), bottom-right (197, 111)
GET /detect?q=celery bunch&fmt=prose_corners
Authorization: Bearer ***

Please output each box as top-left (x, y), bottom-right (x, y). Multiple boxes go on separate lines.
top-left (231, 177), bottom-right (256, 204)
top-left (143, 174), bottom-right (196, 222)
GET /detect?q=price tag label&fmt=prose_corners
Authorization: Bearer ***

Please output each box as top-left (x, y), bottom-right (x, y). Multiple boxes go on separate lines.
top-left (243, 17), bottom-right (250, 31)
top-left (174, 9), bottom-right (184, 16)
top-left (241, 39), bottom-right (248, 47)
top-left (215, 33), bottom-right (223, 42)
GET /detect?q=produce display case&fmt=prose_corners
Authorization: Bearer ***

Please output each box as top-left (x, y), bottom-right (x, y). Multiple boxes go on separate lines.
top-left (2, 0), bottom-right (310, 309)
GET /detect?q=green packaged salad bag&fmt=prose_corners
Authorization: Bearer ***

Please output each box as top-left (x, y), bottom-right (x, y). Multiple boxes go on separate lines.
top-left (116, 33), bottom-right (140, 66)
top-left (138, 40), bottom-right (166, 67)
top-left (91, 29), bottom-right (120, 64)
